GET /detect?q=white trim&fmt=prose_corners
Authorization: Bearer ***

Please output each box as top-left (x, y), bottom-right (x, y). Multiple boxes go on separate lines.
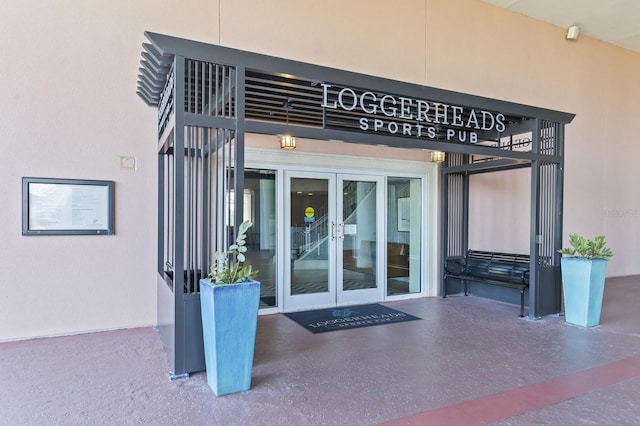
top-left (245, 147), bottom-right (437, 175)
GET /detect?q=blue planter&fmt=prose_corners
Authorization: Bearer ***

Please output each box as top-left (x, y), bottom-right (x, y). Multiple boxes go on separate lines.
top-left (560, 258), bottom-right (608, 327)
top-left (199, 278), bottom-right (260, 395)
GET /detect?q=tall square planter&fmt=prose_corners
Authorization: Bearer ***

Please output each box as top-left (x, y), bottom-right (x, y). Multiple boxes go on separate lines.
top-left (560, 258), bottom-right (607, 327)
top-left (199, 278), bottom-right (260, 395)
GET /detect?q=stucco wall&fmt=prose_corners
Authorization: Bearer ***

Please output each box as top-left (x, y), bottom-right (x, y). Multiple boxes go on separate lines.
top-left (1, 0), bottom-right (638, 341)
top-left (0, 0), bottom-right (219, 342)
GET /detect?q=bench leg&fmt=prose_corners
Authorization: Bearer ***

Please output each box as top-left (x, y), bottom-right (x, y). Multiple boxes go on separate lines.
top-left (442, 277), bottom-right (447, 298)
top-left (519, 288), bottom-right (525, 317)
top-left (464, 280), bottom-right (468, 296)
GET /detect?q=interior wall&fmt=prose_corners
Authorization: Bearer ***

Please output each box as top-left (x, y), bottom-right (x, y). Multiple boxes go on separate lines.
top-left (1, 0), bottom-right (639, 341)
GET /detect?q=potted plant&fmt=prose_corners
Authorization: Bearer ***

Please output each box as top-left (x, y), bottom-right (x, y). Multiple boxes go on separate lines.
top-left (558, 233), bottom-right (613, 327)
top-left (199, 220), bottom-right (260, 395)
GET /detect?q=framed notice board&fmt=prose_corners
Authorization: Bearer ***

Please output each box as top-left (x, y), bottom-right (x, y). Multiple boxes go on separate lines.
top-left (22, 177), bottom-right (115, 235)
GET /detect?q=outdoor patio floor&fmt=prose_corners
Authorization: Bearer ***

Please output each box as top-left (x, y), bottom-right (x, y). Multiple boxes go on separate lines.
top-left (2, 276), bottom-right (639, 425)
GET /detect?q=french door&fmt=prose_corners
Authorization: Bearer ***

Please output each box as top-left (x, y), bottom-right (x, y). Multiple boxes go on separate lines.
top-left (284, 171), bottom-right (384, 311)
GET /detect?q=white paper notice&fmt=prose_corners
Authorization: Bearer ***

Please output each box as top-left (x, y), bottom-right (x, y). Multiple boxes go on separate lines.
top-left (29, 183), bottom-right (109, 230)
top-left (344, 224), bottom-right (357, 235)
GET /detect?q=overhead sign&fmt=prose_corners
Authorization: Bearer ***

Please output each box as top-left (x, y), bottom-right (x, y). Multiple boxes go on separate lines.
top-left (321, 83), bottom-right (506, 144)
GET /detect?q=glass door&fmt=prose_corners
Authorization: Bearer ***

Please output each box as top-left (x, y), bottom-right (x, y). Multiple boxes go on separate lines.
top-left (285, 172), bottom-right (336, 311)
top-left (284, 171), bottom-right (383, 311)
top-left (337, 174), bottom-right (384, 305)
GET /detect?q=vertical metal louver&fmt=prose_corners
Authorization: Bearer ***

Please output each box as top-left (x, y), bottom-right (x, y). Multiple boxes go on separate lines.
top-left (184, 59), bottom-right (236, 118)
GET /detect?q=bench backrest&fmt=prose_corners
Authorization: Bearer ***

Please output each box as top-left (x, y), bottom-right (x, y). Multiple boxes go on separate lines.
top-left (465, 250), bottom-right (530, 283)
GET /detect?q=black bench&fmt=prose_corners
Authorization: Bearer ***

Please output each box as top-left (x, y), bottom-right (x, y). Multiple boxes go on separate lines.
top-left (444, 250), bottom-right (530, 317)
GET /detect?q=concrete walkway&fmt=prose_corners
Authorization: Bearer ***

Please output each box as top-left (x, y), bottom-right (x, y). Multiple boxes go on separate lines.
top-left (1, 276), bottom-right (639, 425)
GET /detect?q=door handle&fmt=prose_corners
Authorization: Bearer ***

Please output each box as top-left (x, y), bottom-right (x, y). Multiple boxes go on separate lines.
top-left (331, 221), bottom-right (335, 241)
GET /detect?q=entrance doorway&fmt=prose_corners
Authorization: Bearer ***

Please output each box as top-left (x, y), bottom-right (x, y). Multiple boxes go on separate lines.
top-left (284, 171), bottom-right (384, 311)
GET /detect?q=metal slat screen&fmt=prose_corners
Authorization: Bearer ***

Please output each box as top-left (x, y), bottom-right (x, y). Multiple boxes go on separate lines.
top-left (182, 126), bottom-right (207, 294)
top-left (185, 59), bottom-right (235, 118)
top-left (537, 120), bottom-right (562, 266)
top-left (210, 128), bottom-right (236, 268)
top-left (163, 150), bottom-right (175, 289)
top-left (446, 153), bottom-right (467, 258)
top-left (160, 59), bottom-right (238, 295)
top-left (177, 126), bottom-right (237, 295)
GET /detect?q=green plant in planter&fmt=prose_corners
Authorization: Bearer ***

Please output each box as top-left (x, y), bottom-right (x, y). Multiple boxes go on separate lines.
top-left (558, 233), bottom-right (613, 327)
top-left (209, 220), bottom-right (258, 284)
top-left (200, 219), bottom-right (261, 395)
top-left (558, 233), bottom-right (613, 260)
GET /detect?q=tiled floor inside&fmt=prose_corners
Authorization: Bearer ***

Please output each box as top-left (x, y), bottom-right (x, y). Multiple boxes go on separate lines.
top-left (1, 276), bottom-right (639, 425)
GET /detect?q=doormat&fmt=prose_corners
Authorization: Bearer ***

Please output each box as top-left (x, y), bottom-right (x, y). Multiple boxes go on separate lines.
top-left (284, 303), bottom-right (421, 333)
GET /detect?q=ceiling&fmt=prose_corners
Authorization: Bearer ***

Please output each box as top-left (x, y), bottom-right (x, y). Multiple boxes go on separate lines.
top-left (481, 0), bottom-right (640, 54)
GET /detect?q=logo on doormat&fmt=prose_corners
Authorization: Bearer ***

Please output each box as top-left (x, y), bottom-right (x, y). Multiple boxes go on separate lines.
top-left (331, 308), bottom-right (357, 318)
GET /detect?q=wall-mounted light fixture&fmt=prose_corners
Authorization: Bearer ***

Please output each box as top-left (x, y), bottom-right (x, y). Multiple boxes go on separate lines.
top-left (430, 150), bottom-right (445, 163)
top-left (279, 135), bottom-right (296, 150)
top-left (566, 25), bottom-right (580, 40)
